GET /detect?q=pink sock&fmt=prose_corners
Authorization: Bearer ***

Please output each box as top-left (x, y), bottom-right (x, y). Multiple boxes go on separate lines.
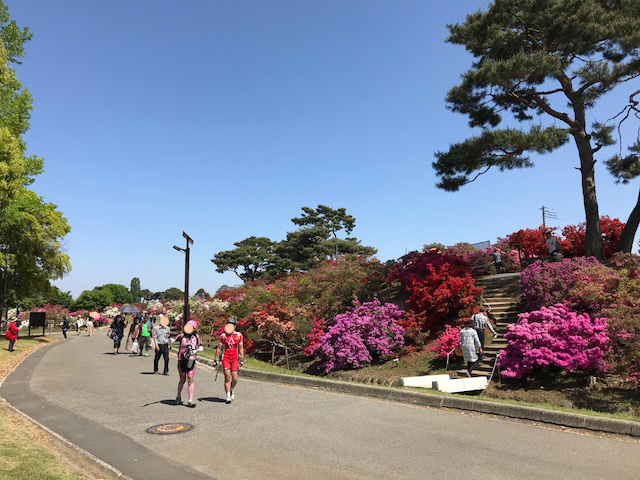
top-left (188, 383), bottom-right (194, 402)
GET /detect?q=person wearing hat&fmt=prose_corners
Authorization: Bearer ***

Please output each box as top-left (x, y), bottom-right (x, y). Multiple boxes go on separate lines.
top-left (174, 319), bottom-right (202, 408)
top-left (213, 317), bottom-right (244, 404)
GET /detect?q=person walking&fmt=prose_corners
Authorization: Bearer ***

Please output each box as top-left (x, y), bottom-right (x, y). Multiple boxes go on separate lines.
top-left (152, 316), bottom-right (171, 375)
top-left (471, 306), bottom-right (497, 353)
top-left (174, 320), bottom-right (202, 408)
top-left (61, 316), bottom-right (69, 339)
top-left (86, 316), bottom-right (94, 336)
top-left (126, 317), bottom-right (139, 352)
top-left (5, 319), bottom-right (19, 352)
top-left (75, 316), bottom-right (83, 335)
top-left (213, 317), bottom-right (244, 404)
top-left (138, 315), bottom-right (152, 357)
top-left (459, 319), bottom-right (482, 377)
top-left (108, 315), bottom-right (126, 355)
top-left (492, 248), bottom-right (503, 274)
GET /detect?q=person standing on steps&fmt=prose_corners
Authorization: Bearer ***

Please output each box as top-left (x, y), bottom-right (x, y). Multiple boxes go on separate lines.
top-left (213, 317), bottom-right (244, 404)
top-left (61, 316), bottom-right (69, 339)
top-left (152, 316), bottom-right (171, 375)
top-left (492, 248), bottom-right (503, 274)
top-left (472, 306), bottom-right (497, 354)
top-left (459, 318), bottom-right (482, 377)
top-left (5, 319), bottom-right (19, 352)
top-left (174, 320), bottom-right (202, 408)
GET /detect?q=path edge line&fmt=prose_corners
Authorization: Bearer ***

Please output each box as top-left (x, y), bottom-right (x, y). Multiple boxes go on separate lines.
top-left (194, 357), bottom-right (640, 438)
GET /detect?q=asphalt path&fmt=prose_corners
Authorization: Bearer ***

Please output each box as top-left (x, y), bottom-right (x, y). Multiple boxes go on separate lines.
top-left (2, 334), bottom-right (639, 480)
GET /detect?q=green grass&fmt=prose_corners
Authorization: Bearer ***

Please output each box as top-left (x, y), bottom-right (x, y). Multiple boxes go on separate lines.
top-left (0, 415), bottom-right (84, 480)
top-left (394, 386), bottom-right (640, 423)
top-left (200, 348), bottom-right (312, 377)
top-left (0, 337), bottom-right (51, 369)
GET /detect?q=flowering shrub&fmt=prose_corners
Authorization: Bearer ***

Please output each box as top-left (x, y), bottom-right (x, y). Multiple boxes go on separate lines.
top-left (315, 300), bottom-right (405, 373)
top-left (304, 316), bottom-right (327, 356)
top-left (387, 250), bottom-right (481, 334)
top-left (445, 243), bottom-right (520, 276)
top-left (499, 304), bottom-right (611, 379)
top-left (430, 324), bottom-right (461, 359)
top-left (562, 216), bottom-right (625, 259)
top-left (520, 258), bottom-right (621, 313)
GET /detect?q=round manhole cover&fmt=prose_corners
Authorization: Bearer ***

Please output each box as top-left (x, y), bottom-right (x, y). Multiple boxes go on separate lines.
top-left (146, 423), bottom-right (194, 435)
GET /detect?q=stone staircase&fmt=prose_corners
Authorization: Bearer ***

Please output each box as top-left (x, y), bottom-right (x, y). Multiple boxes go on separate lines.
top-left (457, 273), bottom-right (521, 379)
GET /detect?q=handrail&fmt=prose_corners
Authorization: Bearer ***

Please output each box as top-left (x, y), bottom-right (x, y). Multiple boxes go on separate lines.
top-left (445, 347), bottom-right (456, 372)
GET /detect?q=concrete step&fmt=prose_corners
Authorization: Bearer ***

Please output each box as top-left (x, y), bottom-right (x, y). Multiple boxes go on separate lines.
top-left (482, 300), bottom-right (519, 307)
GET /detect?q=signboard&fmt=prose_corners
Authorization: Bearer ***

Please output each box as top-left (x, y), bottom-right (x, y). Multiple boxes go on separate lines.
top-left (29, 311), bottom-right (46, 336)
top-left (471, 241), bottom-right (491, 250)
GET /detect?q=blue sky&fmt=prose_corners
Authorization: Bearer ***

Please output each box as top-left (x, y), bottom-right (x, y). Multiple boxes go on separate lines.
top-left (7, 0), bottom-right (639, 297)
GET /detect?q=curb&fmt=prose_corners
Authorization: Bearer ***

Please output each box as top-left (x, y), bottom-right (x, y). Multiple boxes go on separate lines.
top-left (0, 339), bottom-right (132, 480)
top-left (194, 357), bottom-right (640, 438)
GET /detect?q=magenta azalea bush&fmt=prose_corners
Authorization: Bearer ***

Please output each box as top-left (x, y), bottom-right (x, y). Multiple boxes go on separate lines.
top-left (430, 324), bottom-right (461, 359)
top-left (315, 300), bottom-right (405, 373)
top-left (520, 257), bottom-right (621, 312)
top-left (498, 304), bottom-right (611, 379)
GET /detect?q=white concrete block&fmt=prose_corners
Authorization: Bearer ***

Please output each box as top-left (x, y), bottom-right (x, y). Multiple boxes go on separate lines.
top-left (433, 376), bottom-right (488, 393)
top-left (401, 374), bottom-right (451, 388)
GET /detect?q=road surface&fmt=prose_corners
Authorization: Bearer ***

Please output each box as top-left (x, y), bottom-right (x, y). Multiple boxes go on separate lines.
top-left (2, 334), bottom-right (638, 480)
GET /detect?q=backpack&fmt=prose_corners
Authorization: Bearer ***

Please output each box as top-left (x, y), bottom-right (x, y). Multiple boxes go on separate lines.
top-left (180, 337), bottom-right (198, 371)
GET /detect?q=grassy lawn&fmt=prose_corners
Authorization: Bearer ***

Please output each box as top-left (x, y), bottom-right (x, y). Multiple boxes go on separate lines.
top-left (200, 347), bottom-right (311, 377)
top-left (0, 336), bottom-right (87, 480)
top-left (0, 412), bottom-right (84, 480)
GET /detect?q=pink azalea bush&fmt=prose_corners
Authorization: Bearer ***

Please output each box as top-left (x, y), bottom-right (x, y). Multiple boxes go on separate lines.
top-left (498, 304), bottom-right (611, 379)
top-left (520, 257), bottom-right (621, 313)
top-left (430, 324), bottom-right (461, 359)
top-left (315, 300), bottom-right (405, 373)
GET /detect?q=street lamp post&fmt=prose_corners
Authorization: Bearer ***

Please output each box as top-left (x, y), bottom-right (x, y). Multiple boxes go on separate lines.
top-left (173, 231), bottom-right (194, 326)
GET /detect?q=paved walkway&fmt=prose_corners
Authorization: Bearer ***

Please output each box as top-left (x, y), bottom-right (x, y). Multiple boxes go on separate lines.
top-left (2, 335), bottom-right (639, 480)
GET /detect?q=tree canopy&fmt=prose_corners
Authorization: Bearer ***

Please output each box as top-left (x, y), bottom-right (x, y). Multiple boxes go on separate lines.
top-left (433, 0), bottom-right (640, 258)
top-left (212, 206), bottom-right (376, 282)
top-left (0, 1), bottom-right (70, 317)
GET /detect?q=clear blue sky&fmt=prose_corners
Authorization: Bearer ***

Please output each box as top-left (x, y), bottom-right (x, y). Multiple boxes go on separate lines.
top-left (7, 0), bottom-right (639, 297)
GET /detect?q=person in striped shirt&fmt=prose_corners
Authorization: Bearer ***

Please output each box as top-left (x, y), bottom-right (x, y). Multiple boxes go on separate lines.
top-left (472, 306), bottom-right (497, 353)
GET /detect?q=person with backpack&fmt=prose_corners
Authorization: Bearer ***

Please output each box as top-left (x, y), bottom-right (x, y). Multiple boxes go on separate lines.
top-left (108, 315), bottom-right (126, 355)
top-left (213, 317), bottom-right (244, 404)
top-left (138, 315), bottom-right (152, 357)
top-left (174, 320), bottom-right (202, 408)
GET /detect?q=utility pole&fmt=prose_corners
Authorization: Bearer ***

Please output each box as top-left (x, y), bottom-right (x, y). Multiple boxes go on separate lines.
top-left (541, 206), bottom-right (547, 228)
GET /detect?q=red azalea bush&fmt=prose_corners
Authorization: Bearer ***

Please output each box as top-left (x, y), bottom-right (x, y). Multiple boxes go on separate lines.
top-left (445, 243), bottom-right (520, 276)
top-left (499, 304), bottom-right (611, 379)
top-left (314, 300), bottom-right (406, 373)
top-left (304, 316), bottom-right (327, 356)
top-left (430, 324), bottom-right (461, 359)
top-left (387, 250), bottom-right (482, 334)
top-left (562, 216), bottom-right (625, 259)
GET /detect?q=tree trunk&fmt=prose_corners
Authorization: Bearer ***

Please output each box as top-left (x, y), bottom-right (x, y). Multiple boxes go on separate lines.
top-left (618, 187), bottom-right (640, 253)
top-left (574, 134), bottom-right (603, 260)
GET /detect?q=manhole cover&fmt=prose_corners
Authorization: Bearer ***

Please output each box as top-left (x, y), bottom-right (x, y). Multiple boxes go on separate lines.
top-left (146, 423), bottom-right (194, 435)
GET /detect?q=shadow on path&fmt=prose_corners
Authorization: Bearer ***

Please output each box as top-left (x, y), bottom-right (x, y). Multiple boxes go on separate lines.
top-left (197, 397), bottom-right (227, 404)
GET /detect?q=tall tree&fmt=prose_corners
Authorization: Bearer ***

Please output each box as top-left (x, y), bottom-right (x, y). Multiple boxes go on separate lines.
top-left (130, 277), bottom-right (141, 303)
top-left (606, 138), bottom-right (640, 252)
top-left (212, 236), bottom-right (278, 282)
top-left (0, 1), bottom-right (70, 317)
top-left (433, 0), bottom-right (640, 260)
top-left (95, 284), bottom-right (131, 305)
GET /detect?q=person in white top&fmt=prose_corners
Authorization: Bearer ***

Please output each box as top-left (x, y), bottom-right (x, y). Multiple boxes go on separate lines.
top-left (459, 319), bottom-right (482, 377)
top-left (86, 316), bottom-right (94, 336)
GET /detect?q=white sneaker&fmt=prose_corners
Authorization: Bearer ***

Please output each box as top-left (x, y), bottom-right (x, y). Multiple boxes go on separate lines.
top-left (231, 390), bottom-right (235, 400)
